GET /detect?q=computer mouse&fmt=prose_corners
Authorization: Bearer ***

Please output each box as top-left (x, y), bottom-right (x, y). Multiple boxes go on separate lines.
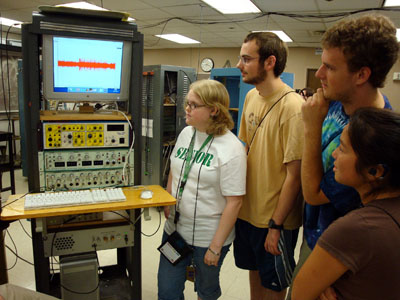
top-left (140, 189), bottom-right (153, 199)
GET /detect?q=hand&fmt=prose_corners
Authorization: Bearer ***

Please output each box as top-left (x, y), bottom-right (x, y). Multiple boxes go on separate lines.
top-left (204, 248), bottom-right (221, 267)
top-left (319, 286), bottom-right (338, 300)
top-left (264, 229), bottom-right (281, 255)
top-left (302, 88), bottom-right (330, 129)
top-left (163, 206), bottom-right (170, 219)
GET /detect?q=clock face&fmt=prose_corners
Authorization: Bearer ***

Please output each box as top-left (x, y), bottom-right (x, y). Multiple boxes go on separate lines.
top-left (201, 58), bottom-right (214, 72)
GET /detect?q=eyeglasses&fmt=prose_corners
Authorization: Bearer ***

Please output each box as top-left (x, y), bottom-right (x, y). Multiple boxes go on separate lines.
top-left (238, 55), bottom-right (259, 65)
top-left (185, 101), bottom-right (206, 110)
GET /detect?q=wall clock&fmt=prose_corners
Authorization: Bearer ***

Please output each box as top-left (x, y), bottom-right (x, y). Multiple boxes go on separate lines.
top-left (200, 57), bottom-right (214, 72)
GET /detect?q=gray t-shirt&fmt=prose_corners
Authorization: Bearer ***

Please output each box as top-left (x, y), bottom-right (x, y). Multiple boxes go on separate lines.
top-left (318, 197), bottom-right (400, 300)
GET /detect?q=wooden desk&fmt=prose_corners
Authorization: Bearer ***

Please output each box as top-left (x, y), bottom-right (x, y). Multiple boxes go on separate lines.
top-left (1, 185), bottom-right (175, 300)
top-left (1, 185), bottom-right (175, 221)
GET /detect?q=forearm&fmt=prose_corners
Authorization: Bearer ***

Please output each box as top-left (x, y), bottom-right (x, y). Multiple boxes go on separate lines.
top-left (209, 196), bottom-right (243, 252)
top-left (292, 245), bottom-right (347, 300)
top-left (301, 128), bottom-right (329, 205)
top-left (272, 160), bottom-right (301, 225)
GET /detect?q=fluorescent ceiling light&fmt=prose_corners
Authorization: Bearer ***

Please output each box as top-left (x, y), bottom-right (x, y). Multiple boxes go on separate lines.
top-left (201, 0), bottom-right (261, 14)
top-left (383, 0), bottom-right (400, 7)
top-left (57, 2), bottom-right (107, 10)
top-left (397, 29), bottom-right (400, 41)
top-left (252, 30), bottom-right (293, 42)
top-left (0, 17), bottom-right (22, 28)
top-left (155, 34), bottom-right (200, 44)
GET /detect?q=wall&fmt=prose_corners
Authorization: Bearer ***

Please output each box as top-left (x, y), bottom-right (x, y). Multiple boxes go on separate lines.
top-left (144, 47), bottom-right (400, 110)
top-left (383, 59), bottom-right (400, 112)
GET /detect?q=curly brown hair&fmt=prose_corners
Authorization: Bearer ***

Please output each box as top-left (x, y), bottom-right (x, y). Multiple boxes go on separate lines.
top-left (322, 14), bottom-right (399, 88)
top-left (187, 79), bottom-right (234, 136)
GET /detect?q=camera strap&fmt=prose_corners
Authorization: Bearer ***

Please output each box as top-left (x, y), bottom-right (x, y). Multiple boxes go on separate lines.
top-left (247, 90), bottom-right (294, 155)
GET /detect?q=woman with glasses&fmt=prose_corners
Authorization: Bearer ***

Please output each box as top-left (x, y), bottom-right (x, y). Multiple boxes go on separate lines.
top-left (157, 79), bottom-right (246, 300)
top-left (292, 108), bottom-right (400, 300)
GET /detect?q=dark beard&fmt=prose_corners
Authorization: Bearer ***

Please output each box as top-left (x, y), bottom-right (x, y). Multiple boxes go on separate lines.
top-left (243, 66), bottom-right (267, 85)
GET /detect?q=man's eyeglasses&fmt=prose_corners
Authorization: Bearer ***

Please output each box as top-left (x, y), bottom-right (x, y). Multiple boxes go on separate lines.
top-left (185, 101), bottom-right (206, 110)
top-left (238, 55), bottom-right (259, 65)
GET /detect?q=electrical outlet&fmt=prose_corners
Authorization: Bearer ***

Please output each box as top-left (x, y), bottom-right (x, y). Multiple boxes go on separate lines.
top-left (393, 72), bottom-right (400, 81)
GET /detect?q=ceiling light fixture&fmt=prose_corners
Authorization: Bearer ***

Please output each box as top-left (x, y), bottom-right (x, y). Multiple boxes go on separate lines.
top-left (57, 2), bottom-right (107, 10)
top-left (0, 17), bottom-right (22, 28)
top-left (252, 30), bottom-right (293, 42)
top-left (155, 34), bottom-right (200, 44)
top-left (397, 29), bottom-right (400, 41)
top-left (383, 0), bottom-right (400, 6)
top-left (201, 0), bottom-right (261, 14)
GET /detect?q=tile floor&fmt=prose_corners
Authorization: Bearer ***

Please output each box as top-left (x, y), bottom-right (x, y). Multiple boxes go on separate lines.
top-left (2, 169), bottom-right (302, 299)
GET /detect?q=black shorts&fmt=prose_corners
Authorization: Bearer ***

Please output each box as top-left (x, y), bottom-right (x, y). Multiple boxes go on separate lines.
top-left (233, 218), bottom-right (299, 292)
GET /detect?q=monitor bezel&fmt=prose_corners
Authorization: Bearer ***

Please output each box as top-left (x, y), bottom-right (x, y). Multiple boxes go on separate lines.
top-left (42, 34), bottom-right (132, 103)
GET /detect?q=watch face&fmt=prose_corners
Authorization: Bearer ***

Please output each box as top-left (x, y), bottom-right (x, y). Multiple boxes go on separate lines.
top-left (201, 58), bottom-right (214, 72)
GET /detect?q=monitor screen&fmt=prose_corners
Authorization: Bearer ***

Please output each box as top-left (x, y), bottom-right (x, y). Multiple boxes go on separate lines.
top-left (43, 35), bottom-right (132, 102)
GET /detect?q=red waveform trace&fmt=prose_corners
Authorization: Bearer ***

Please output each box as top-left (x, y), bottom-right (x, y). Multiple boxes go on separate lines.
top-left (58, 59), bottom-right (116, 70)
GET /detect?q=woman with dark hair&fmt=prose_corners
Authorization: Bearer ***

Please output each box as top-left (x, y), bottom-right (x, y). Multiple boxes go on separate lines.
top-left (292, 107), bottom-right (400, 300)
top-left (158, 79), bottom-right (246, 300)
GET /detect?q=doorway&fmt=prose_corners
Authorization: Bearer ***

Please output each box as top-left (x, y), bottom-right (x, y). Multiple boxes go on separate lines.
top-left (306, 68), bottom-right (321, 92)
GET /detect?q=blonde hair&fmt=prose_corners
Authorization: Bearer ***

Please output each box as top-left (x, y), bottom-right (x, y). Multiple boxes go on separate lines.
top-left (188, 79), bottom-right (234, 136)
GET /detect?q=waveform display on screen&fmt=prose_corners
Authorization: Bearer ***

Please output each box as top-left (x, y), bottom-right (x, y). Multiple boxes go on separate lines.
top-left (58, 59), bottom-right (116, 70)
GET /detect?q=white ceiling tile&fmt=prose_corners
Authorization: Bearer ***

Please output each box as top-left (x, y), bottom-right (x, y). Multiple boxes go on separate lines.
top-left (1, 0), bottom-right (399, 50)
top-left (100, 0), bottom-right (153, 11)
top-left (127, 8), bottom-right (172, 20)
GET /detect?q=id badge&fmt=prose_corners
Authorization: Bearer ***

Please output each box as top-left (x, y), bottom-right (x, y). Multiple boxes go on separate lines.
top-left (186, 265), bottom-right (195, 282)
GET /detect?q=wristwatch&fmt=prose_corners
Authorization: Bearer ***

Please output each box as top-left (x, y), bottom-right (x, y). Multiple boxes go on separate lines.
top-left (268, 219), bottom-right (284, 230)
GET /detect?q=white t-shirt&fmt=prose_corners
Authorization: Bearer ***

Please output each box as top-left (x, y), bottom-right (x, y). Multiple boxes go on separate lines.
top-left (164, 126), bottom-right (247, 247)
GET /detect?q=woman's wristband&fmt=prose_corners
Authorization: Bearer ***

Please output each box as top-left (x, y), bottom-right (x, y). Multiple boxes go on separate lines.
top-left (208, 247), bottom-right (220, 256)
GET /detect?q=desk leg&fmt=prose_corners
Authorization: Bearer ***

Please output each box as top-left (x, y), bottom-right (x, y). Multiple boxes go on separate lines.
top-left (7, 134), bottom-right (15, 194)
top-left (31, 219), bottom-right (51, 293)
top-left (0, 230), bottom-right (8, 284)
top-left (127, 209), bottom-right (142, 300)
top-left (116, 209), bottom-right (142, 299)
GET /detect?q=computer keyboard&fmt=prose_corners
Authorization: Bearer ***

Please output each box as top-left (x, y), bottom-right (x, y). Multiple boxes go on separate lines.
top-left (24, 188), bottom-right (127, 210)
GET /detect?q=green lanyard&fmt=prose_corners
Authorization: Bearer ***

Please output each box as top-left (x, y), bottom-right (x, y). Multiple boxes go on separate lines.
top-left (177, 130), bottom-right (213, 201)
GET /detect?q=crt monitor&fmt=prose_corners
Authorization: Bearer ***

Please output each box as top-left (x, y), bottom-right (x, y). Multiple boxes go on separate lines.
top-left (42, 35), bottom-right (132, 102)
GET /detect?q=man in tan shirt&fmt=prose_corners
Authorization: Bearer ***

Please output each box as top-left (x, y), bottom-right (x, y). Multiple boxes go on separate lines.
top-left (234, 32), bottom-right (304, 300)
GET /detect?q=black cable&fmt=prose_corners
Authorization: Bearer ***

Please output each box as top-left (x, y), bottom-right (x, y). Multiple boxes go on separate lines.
top-left (110, 209), bottom-right (144, 227)
top-left (18, 219), bottom-right (32, 239)
top-left (1, 191), bottom-right (30, 209)
top-left (5, 244), bottom-right (34, 266)
top-left (3, 230), bottom-right (17, 270)
top-left (141, 208), bottom-right (162, 237)
top-left (143, 18), bottom-right (169, 48)
top-left (109, 209), bottom-right (161, 237)
top-left (139, 7), bottom-right (400, 31)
